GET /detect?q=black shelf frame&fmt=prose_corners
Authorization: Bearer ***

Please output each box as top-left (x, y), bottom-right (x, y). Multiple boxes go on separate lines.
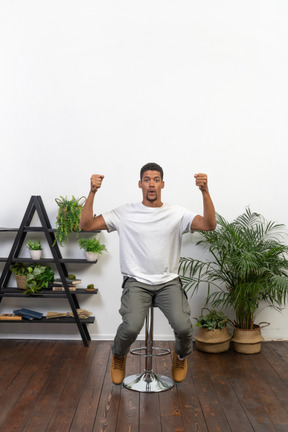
top-left (0, 317), bottom-right (95, 324)
top-left (0, 288), bottom-right (98, 298)
top-left (0, 195), bottom-right (99, 346)
top-left (4, 258), bottom-right (97, 264)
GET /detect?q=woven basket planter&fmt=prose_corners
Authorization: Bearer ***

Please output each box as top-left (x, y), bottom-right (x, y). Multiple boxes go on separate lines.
top-left (15, 275), bottom-right (27, 290)
top-left (232, 325), bottom-right (266, 354)
top-left (195, 327), bottom-right (232, 353)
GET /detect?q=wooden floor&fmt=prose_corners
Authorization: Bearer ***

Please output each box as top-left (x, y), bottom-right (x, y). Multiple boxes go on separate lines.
top-left (0, 340), bottom-right (288, 432)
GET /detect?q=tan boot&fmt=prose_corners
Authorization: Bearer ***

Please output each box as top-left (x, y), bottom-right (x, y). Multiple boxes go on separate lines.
top-left (110, 354), bottom-right (127, 385)
top-left (172, 351), bottom-right (187, 383)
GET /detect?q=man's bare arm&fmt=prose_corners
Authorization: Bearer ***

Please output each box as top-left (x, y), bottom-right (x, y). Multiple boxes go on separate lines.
top-left (80, 175), bottom-right (108, 231)
top-left (191, 173), bottom-right (216, 232)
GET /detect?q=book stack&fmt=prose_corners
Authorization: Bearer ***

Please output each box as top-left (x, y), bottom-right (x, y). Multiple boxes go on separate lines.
top-left (0, 313), bottom-right (22, 321)
top-left (13, 308), bottom-right (43, 320)
top-left (52, 278), bottom-right (82, 292)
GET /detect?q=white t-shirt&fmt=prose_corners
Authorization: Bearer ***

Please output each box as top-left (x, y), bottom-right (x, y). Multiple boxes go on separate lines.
top-left (102, 203), bottom-right (197, 285)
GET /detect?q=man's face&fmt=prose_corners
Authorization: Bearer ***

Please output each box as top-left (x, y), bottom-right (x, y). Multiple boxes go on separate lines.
top-left (138, 170), bottom-right (165, 206)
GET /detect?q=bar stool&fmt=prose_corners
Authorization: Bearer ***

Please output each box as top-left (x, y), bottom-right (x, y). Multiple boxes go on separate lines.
top-left (123, 304), bottom-right (174, 393)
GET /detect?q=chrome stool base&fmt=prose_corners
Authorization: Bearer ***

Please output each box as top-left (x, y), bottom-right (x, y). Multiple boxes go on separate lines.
top-left (123, 371), bottom-right (174, 393)
top-left (123, 305), bottom-right (174, 393)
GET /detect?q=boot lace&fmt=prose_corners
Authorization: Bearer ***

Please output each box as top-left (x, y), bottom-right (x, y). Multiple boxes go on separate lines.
top-left (112, 355), bottom-right (125, 369)
top-left (174, 355), bottom-right (186, 369)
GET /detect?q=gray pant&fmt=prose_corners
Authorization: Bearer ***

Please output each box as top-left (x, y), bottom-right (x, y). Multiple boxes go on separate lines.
top-left (112, 277), bottom-right (193, 358)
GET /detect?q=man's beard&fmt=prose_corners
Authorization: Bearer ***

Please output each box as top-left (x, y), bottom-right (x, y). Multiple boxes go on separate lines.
top-left (146, 191), bottom-right (157, 202)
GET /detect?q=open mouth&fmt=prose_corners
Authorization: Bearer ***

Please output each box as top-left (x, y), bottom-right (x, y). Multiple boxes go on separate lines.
top-left (147, 189), bottom-right (157, 201)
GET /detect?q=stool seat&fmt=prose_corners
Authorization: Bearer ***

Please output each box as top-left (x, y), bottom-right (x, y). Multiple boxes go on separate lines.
top-left (123, 304), bottom-right (174, 393)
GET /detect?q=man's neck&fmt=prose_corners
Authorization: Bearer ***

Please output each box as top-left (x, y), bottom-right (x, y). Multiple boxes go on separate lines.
top-left (142, 200), bottom-right (163, 208)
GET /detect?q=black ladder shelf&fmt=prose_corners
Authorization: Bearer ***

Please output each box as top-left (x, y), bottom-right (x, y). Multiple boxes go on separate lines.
top-left (0, 195), bottom-right (98, 347)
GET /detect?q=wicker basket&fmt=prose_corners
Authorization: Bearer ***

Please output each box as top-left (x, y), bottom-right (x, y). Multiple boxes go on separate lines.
top-left (195, 327), bottom-right (232, 353)
top-left (232, 325), bottom-right (265, 354)
top-left (15, 275), bottom-right (27, 290)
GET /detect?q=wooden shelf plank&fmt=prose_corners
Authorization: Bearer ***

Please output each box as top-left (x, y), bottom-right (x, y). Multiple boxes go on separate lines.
top-left (0, 227), bottom-right (100, 233)
top-left (0, 288), bottom-right (98, 298)
top-left (0, 316), bottom-right (95, 324)
top-left (1, 258), bottom-right (97, 264)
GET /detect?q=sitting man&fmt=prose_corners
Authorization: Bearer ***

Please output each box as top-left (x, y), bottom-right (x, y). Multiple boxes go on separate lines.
top-left (80, 162), bottom-right (216, 384)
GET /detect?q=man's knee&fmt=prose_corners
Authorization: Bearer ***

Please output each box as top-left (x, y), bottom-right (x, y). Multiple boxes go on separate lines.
top-left (172, 316), bottom-right (193, 339)
top-left (122, 315), bottom-right (144, 338)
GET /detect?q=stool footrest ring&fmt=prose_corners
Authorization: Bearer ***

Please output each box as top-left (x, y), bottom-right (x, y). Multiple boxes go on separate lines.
top-left (130, 346), bottom-right (170, 357)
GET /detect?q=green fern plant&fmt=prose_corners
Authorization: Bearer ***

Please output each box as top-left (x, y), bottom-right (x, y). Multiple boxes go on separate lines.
top-left (179, 208), bottom-right (288, 329)
top-left (54, 196), bottom-right (86, 246)
top-left (78, 237), bottom-right (107, 254)
top-left (27, 240), bottom-right (42, 250)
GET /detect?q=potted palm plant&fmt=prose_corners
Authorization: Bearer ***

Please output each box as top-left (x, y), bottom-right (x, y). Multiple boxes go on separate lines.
top-left (179, 208), bottom-right (288, 354)
top-left (78, 237), bottom-right (107, 261)
top-left (194, 308), bottom-right (232, 353)
top-left (54, 195), bottom-right (86, 246)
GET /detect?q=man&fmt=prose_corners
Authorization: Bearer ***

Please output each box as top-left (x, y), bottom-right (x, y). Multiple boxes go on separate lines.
top-left (80, 162), bottom-right (216, 385)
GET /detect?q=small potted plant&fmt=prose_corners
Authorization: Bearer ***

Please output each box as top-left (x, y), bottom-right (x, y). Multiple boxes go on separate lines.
top-left (27, 240), bottom-right (42, 260)
top-left (194, 308), bottom-right (232, 353)
top-left (54, 195), bottom-right (86, 246)
top-left (78, 237), bottom-right (107, 262)
top-left (10, 263), bottom-right (28, 289)
top-left (10, 263), bottom-right (54, 295)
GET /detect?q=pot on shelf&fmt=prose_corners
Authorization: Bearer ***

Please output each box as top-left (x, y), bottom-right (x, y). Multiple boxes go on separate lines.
top-left (29, 250), bottom-right (42, 260)
top-left (15, 275), bottom-right (27, 290)
top-left (85, 251), bottom-right (98, 262)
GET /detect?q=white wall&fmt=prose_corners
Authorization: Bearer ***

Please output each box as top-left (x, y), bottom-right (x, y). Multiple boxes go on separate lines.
top-left (0, 0), bottom-right (288, 341)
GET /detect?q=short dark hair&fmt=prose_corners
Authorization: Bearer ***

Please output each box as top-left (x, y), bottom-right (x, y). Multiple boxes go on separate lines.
top-left (140, 162), bottom-right (164, 180)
